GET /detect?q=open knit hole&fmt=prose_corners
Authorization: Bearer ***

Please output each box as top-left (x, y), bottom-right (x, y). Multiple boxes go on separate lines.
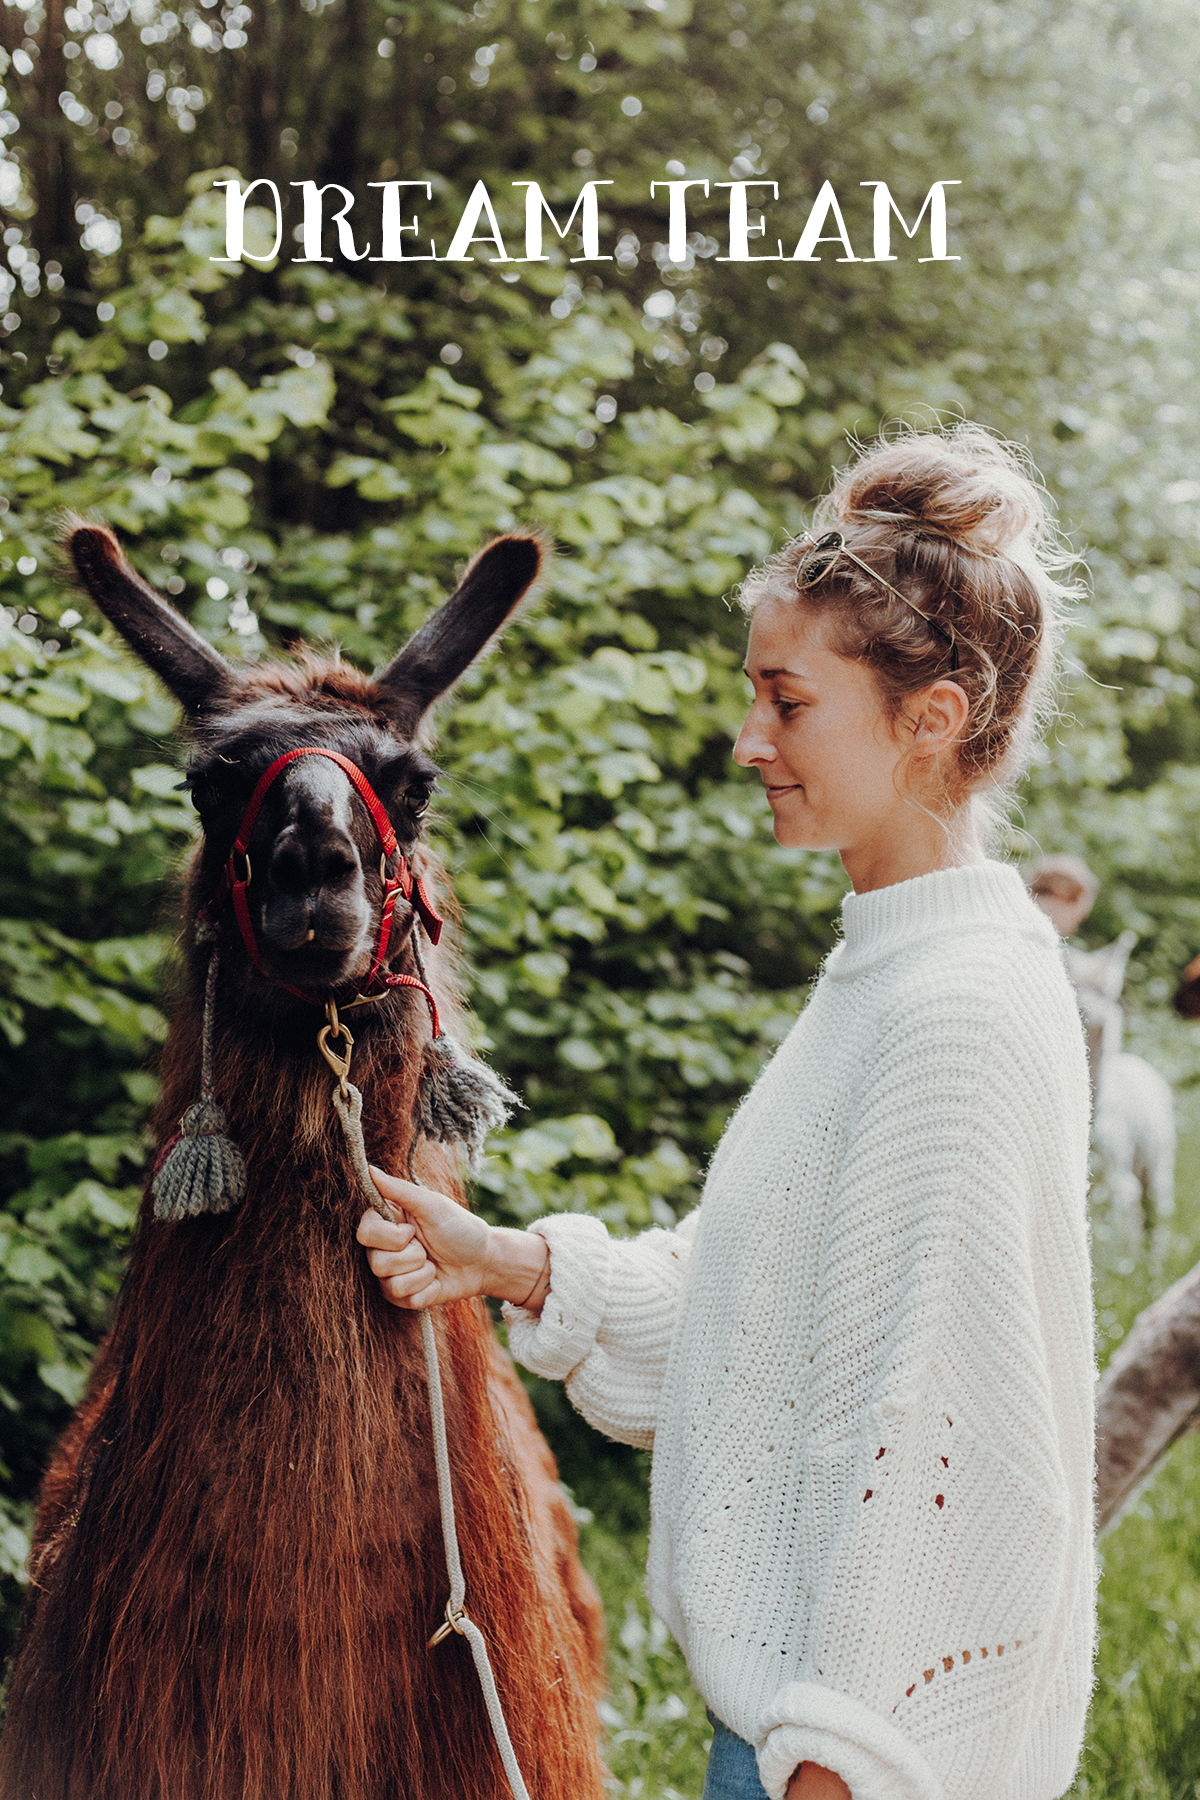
top-left (895, 1637), bottom-right (1029, 1711)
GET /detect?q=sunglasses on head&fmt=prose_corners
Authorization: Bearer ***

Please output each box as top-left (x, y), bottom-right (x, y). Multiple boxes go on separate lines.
top-left (793, 529), bottom-right (960, 673)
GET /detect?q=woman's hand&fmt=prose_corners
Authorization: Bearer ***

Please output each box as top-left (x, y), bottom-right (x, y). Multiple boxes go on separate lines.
top-left (786, 1764), bottom-right (851, 1800)
top-left (356, 1167), bottom-right (551, 1311)
top-left (357, 1169), bottom-right (490, 1308)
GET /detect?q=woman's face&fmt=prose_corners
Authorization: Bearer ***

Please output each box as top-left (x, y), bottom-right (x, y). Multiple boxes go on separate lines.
top-left (734, 597), bottom-right (927, 865)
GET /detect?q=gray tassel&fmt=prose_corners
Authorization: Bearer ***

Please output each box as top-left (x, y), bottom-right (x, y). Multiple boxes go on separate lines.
top-left (414, 1032), bottom-right (521, 1171)
top-left (152, 950), bottom-right (247, 1221)
top-left (407, 927), bottom-right (521, 1170)
top-left (152, 1095), bottom-right (247, 1221)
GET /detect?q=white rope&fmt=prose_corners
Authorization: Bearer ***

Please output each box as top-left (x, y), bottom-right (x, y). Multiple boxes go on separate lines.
top-left (332, 1080), bottom-right (533, 1800)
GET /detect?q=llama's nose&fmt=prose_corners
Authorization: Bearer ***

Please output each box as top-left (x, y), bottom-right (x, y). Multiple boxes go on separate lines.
top-left (269, 825), bottom-right (360, 897)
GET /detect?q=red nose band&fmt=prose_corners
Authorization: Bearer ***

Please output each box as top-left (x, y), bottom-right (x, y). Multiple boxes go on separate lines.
top-left (200, 747), bottom-right (443, 1012)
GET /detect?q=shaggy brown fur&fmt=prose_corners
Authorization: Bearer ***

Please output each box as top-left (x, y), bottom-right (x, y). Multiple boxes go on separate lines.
top-left (1174, 951), bottom-right (1200, 1021)
top-left (0, 627), bottom-right (607, 1797)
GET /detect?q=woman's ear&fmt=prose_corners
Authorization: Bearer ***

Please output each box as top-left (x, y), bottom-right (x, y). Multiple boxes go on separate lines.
top-left (902, 679), bottom-right (971, 758)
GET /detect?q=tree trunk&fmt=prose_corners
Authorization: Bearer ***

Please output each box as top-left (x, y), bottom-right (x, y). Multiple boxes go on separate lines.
top-left (317, 0), bottom-right (367, 195)
top-left (31, 0), bottom-right (80, 281)
top-left (1095, 1259), bottom-right (1200, 1531)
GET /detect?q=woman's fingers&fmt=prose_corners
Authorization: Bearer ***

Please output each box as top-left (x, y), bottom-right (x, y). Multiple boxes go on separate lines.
top-left (367, 1168), bottom-right (458, 1232)
top-left (356, 1208), bottom-right (445, 1309)
top-left (363, 1239), bottom-right (425, 1281)
top-left (356, 1209), bottom-right (417, 1252)
top-left (380, 1262), bottom-right (440, 1309)
top-left (356, 1214), bottom-right (439, 1307)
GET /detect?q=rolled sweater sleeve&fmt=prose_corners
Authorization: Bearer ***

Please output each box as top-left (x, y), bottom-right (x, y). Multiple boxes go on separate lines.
top-left (503, 1209), bottom-right (699, 1449)
top-left (756, 967), bottom-right (1094, 1800)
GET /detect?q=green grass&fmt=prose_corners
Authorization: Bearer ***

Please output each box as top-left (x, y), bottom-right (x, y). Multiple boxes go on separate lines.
top-left (562, 1086), bottom-right (1200, 1799)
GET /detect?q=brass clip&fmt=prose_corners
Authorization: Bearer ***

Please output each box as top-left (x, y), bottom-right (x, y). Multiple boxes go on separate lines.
top-left (317, 999), bottom-right (354, 1097)
top-left (428, 1600), bottom-right (467, 1648)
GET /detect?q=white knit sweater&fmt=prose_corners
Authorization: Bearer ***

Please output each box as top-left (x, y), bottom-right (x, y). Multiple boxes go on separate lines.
top-left (505, 862), bottom-right (1095, 1800)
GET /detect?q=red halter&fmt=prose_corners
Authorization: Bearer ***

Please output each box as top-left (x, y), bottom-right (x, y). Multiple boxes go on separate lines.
top-left (201, 747), bottom-right (444, 1017)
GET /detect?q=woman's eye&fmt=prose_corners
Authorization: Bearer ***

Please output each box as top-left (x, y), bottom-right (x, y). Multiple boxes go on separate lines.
top-left (775, 699), bottom-right (803, 718)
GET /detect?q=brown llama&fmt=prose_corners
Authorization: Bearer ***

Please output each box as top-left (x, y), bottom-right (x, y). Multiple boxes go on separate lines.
top-left (0, 522), bottom-right (608, 1800)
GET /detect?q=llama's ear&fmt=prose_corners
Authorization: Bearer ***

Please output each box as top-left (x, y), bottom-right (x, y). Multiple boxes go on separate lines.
top-left (375, 533), bottom-right (543, 735)
top-left (65, 520), bottom-right (240, 719)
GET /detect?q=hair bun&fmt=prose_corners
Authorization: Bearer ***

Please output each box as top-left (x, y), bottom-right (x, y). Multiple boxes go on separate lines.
top-left (833, 423), bottom-right (1047, 562)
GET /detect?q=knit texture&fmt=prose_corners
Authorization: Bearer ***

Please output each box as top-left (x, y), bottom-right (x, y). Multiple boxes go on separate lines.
top-left (506, 862), bottom-right (1095, 1800)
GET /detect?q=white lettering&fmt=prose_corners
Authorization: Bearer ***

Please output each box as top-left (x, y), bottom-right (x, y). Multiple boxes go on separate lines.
top-left (860, 181), bottom-right (961, 262)
top-left (290, 182), bottom-right (369, 262)
top-left (367, 181), bottom-right (438, 261)
top-left (210, 178), bottom-right (282, 264)
top-left (790, 181), bottom-right (858, 262)
top-left (443, 180), bottom-right (511, 262)
top-left (512, 180), bottom-right (613, 262)
top-left (650, 178), bottom-right (710, 263)
top-left (716, 181), bottom-right (780, 261)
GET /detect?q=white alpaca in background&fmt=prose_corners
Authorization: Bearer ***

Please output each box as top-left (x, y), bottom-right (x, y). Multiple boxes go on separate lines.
top-left (1071, 933), bottom-right (1176, 1231)
top-left (1028, 857), bottom-right (1175, 1236)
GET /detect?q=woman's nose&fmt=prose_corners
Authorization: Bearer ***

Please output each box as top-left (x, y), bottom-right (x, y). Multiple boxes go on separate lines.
top-left (733, 705), bottom-right (776, 768)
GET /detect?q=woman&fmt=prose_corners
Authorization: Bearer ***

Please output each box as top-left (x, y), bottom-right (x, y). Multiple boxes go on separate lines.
top-left (358, 425), bottom-right (1096, 1800)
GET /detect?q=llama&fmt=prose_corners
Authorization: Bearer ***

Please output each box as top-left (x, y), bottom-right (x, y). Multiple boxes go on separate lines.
top-left (1028, 858), bottom-right (1175, 1234)
top-left (0, 522), bottom-right (608, 1800)
top-left (1068, 933), bottom-right (1176, 1235)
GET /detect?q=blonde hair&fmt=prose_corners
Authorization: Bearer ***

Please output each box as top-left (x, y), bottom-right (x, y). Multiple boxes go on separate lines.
top-left (740, 422), bottom-right (1080, 813)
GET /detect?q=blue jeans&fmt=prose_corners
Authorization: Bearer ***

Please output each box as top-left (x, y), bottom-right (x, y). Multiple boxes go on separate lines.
top-left (702, 1713), bottom-right (770, 1800)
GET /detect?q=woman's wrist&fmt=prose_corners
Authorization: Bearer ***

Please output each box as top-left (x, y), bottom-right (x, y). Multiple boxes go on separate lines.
top-left (483, 1226), bottom-right (551, 1312)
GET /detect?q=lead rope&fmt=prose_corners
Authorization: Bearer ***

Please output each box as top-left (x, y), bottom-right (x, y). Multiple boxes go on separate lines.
top-left (328, 1075), bottom-right (533, 1800)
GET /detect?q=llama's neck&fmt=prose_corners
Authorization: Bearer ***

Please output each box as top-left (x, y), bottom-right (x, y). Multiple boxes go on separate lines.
top-left (155, 934), bottom-right (451, 1191)
top-left (101, 962), bottom-right (458, 1553)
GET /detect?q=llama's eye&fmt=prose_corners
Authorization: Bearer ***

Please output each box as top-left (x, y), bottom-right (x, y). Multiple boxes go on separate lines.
top-left (185, 780), bottom-right (224, 816)
top-left (406, 786), bottom-right (432, 818)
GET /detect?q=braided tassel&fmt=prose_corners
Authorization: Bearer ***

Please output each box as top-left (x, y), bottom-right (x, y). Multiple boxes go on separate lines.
top-left (152, 950), bottom-right (247, 1221)
top-left (415, 1033), bottom-right (521, 1171)
top-left (409, 932), bottom-right (520, 1169)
